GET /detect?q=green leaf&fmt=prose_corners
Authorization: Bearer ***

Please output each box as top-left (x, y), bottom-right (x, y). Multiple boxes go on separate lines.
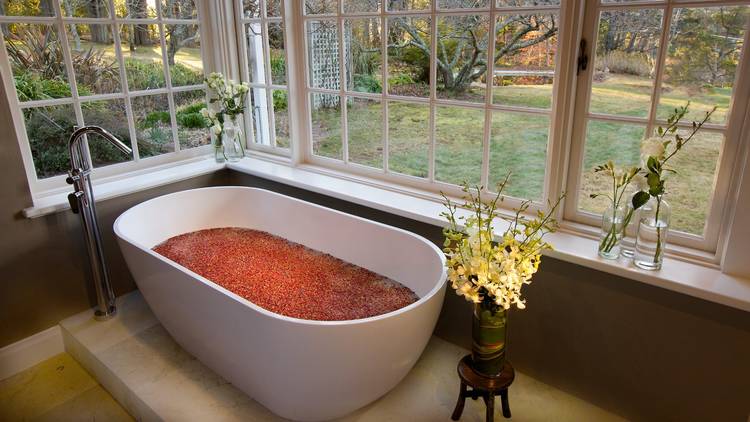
top-left (632, 191), bottom-right (650, 210)
top-left (647, 172), bottom-right (661, 190)
top-left (647, 156), bottom-right (659, 174)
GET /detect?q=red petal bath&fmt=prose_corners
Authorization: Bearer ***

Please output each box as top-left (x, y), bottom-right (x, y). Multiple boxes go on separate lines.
top-left (153, 227), bottom-right (418, 321)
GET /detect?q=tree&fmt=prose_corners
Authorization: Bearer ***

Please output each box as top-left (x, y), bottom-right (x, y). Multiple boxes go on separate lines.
top-left (668, 7), bottom-right (748, 86)
top-left (389, 12), bottom-right (557, 93)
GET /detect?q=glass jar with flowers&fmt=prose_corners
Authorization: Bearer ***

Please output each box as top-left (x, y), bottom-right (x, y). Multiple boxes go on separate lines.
top-left (632, 103), bottom-right (715, 270)
top-left (441, 175), bottom-right (563, 377)
top-left (201, 73), bottom-right (249, 163)
top-left (590, 163), bottom-right (649, 260)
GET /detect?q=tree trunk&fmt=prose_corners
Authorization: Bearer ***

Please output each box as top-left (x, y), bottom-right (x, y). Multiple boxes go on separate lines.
top-left (88, 0), bottom-right (110, 43)
top-left (63, 1), bottom-right (82, 51)
top-left (130, 0), bottom-right (151, 46)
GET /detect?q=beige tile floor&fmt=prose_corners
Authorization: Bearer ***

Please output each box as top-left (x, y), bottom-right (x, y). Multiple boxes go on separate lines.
top-left (0, 353), bottom-right (133, 422)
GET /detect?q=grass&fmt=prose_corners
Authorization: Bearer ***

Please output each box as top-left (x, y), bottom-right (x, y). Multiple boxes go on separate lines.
top-left (311, 73), bottom-right (728, 235)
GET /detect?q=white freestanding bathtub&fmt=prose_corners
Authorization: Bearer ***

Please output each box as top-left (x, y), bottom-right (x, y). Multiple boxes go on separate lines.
top-left (113, 187), bottom-right (447, 421)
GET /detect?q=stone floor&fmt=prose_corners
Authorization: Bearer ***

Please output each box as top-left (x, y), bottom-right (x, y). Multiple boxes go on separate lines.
top-left (54, 291), bottom-right (627, 422)
top-left (0, 353), bottom-right (132, 421)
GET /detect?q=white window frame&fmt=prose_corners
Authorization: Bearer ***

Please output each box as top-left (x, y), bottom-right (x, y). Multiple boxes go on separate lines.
top-left (291, 0), bottom-right (574, 211)
top-left (0, 0), bottom-right (215, 197)
top-left (564, 0), bottom-right (750, 259)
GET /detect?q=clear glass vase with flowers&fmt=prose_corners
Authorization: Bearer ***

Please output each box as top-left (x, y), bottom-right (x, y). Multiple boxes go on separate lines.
top-left (201, 72), bottom-right (249, 163)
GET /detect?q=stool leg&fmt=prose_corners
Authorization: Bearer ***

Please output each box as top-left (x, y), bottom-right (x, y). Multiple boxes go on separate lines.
top-left (451, 381), bottom-right (467, 421)
top-left (500, 389), bottom-right (511, 418)
top-left (485, 393), bottom-right (495, 422)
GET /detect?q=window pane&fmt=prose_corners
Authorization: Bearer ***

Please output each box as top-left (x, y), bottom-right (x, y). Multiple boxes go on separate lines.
top-left (307, 20), bottom-right (341, 90)
top-left (435, 106), bottom-right (484, 185)
top-left (666, 130), bottom-right (722, 235)
top-left (347, 96), bottom-right (382, 168)
top-left (116, 0), bottom-right (157, 18)
top-left (161, 0), bottom-right (198, 19)
top-left (578, 120), bottom-right (645, 214)
top-left (250, 87), bottom-right (271, 145)
top-left (346, 18), bottom-right (383, 93)
top-left (492, 14), bottom-right (557, 109)
top-left (131, 94), bottom-right (175, 158)
top-left (272, 89), bottom-right (289, 148)
top-left (24, 104), bottom-right (77, 178)
top-left (243, 0), bottom-right (260, 18)
top-left (81, 99), bottom-right (134, 168)
top-left (306, 0), bottom-right (337, 15)
top-left (0, 0), bottom-right (55, 16)
top-left (387, 16), bottom-right (430, 98)
top-left (165, 24), bottom-right (203, 87)
top-left (68, 24), bottom-right (122, 95)
top-left (267, 0), bottom-right (282, 17)
top-left (439, 0), bottom-right (489, 9)
top-left (246, 23), bottom-right (267, 84)
top-left (658, 6), bottom-right (749, 123)
top-left (388, 0), bottom-right (429, 11)
top-left (344, 0), bottom-right (380, 13)
top-left (268, 21), bottom-right (287, 85)
top-left (489, 111), bottom-right (548, 200)
top-left (119, 24), bottom-right (167, 90)
top-left (310, 93), bottom-right (342, 159)
top-left (590, 10), bottom-right (663, 118)
top-left (388, 101), bottom-right (429, 178)
top-left (436, 15), bottom-right (490, 103)
top-left (174, 90), bottom-right (210, 149)
top-left (61, 0), bottom-right (111, 18)
top-left (3, 24), bottom-right (71, 102)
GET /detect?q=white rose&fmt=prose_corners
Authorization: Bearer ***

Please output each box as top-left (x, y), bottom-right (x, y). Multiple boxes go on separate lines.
top-left (641, 137), bottom-right (666, 161)
top-left (212, 124), bottom-right (222, 135)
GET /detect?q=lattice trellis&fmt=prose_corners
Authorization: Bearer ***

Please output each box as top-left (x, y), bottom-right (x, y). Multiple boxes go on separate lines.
top-left (308, 21), bottom-right (351, 108)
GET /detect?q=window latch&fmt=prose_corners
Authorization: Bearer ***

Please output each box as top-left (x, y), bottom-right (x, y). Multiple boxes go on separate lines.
top-left (577, 39), bottom-right (589, 75)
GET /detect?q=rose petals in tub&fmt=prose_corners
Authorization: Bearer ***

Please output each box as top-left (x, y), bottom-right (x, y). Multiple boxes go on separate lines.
top-left (152, 227), bottom-right (419, 321)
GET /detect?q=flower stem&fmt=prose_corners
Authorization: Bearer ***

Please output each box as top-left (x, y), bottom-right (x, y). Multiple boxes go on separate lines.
top-left (653, 196), bottom-right (663, 264)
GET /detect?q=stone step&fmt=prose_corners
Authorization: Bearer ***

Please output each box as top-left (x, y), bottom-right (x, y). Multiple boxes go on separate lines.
top-left (60, 291), bottom-right (625, 422)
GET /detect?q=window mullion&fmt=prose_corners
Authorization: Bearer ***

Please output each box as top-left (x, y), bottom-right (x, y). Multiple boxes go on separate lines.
top-left (338, 12), bottom-right (349, 164)
top-left (644, 3), bottom-right (674, 137)
top-left (287, 0), bottom-right (307, 165)
top-left (52, 0), bottom-right (86, 167)
top-left (107, 0), bottom-right (140, 162)
top-left (428, 1), bottom-right (437, 183)
top-left (481, 5), bottom-right (496, 190)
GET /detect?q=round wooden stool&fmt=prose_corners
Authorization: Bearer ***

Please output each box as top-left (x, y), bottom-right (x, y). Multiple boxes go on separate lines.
top-left (451, 355), bottom-right (515, 422)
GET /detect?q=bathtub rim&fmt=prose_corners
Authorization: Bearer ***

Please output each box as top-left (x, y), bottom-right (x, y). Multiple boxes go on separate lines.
top-left (114, 186), bottom-right (448, 327)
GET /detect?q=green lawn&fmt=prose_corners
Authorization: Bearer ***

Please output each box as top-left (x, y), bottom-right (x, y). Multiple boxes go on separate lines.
top-left (311, 74), bottom-right (727, 235)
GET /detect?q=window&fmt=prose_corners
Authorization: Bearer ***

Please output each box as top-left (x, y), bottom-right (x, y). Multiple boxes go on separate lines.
top-left (0, 0), bottom-right (209, 192)
top-left (566, 0), bottom-right (750, 252)
top-left (299, 0), bottom-right (561, 203)
top-left (3, 1), bottom-right (749, 262)
top-left (237, 0), bottom-right (290, 152)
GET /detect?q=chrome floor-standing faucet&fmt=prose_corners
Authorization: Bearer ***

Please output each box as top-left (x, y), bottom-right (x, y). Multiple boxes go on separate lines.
top-left (66, 126), bottom-right (132, 321)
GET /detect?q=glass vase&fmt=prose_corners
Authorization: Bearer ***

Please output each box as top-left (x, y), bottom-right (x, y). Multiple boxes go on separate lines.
top-left (471, 303), bottom-right (507, 377)
top-left (221, 115), bottom-right (245, 163)
top-left (634, 196), bottom-right (670, 270)
top-left (598, 204), bottom-right (627, 259)
top-left (619, 192), bottom-right (641, 259)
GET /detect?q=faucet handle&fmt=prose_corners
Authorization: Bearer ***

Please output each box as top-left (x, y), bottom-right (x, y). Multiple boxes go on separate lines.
top-left (68, 191), bottom-right (83, 214)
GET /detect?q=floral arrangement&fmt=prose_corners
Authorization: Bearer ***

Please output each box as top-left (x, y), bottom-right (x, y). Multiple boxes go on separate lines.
top-left (441, 176), bottom-right (563, 312)
top-left (591, 162), bottom-right (648, 256)
top-left (590, 101), bottom-right (715, 264)
top-left (632, 102), bottom-right (715, 263)
top-left (200, 72), bottom-right (249, 142)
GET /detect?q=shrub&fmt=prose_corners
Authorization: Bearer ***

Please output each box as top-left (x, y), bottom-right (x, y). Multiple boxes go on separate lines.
top-left (352, 74), bottom-right (382, 93)
top-left (388, 74), bottom-right (415, 87)
top-left (176, 101), bottom-right (209, 129)
top-left (124, 59), bottom-right (166, 90)
top-left (14, 72), bottom-right (79, 101)
top-left (144, 111), bottom-right (171, 128)
top-left (270, 50), bottom-right (286, 82)
top-left (170, 63), bottom-right (203, 86)
top-left (595, 51), bottom-right (653, 77)
top-left (273, 90), bottom-right (288, 112)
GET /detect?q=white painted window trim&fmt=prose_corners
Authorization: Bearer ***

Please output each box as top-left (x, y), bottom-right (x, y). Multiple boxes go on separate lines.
top-left (0, 0), bottom-right (215, 198)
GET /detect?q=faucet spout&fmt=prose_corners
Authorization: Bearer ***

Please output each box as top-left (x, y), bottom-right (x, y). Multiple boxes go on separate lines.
top-left (67, 125), bottom-right (131, 321)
